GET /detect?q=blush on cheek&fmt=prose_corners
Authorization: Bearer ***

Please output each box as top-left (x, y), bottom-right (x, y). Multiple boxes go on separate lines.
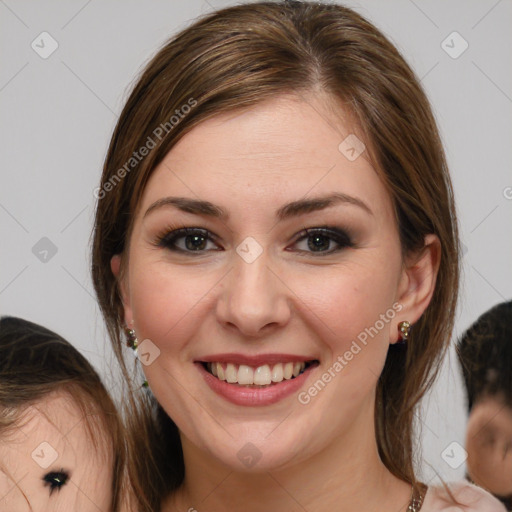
top-left (315, 287), bottom-right (391, 342)
top-left (130, 269), bottom-right (216, 351)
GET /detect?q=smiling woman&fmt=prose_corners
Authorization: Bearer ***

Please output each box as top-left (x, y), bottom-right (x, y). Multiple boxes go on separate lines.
top-left (90, 2), bottom-right (503, 512)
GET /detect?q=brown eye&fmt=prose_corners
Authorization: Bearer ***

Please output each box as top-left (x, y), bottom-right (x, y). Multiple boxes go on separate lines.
top-left (291, 227), bottom-right (354, 254)
top-left (43, 469), bottom-right (69, 496)
top-left (157, 227), bottom-right (221, 253)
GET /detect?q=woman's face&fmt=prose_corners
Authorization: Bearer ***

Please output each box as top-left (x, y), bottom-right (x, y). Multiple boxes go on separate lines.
top-left (116, 94), bottom-right (437, 471)
top-left (0, 392), bottom-right (113, 512)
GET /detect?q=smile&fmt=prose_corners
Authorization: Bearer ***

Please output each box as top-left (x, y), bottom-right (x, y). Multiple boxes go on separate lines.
top-left (204, 361), bottom-right (313, 387)
top-left (196, 355), bottom-right (319, 406)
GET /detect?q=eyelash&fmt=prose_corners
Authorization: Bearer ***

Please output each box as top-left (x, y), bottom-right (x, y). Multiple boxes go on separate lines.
top-left (43, 470), bottom-right (69, 496)
top-left (155, 225), bottom-right (354, 256)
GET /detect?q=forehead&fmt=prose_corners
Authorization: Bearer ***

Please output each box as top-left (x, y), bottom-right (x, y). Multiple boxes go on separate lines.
top-left (139, 94), bottom-right (394, 222)
top-left (3, 391), bottom-right (106, 447)
top-left (0, 392), bottom-right (113, 510)
top-left (472, 396), bottom-right (512, 433)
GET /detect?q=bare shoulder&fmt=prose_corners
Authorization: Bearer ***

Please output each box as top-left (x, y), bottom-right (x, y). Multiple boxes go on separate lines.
top-left (421, 481), bottom-right (507, 512)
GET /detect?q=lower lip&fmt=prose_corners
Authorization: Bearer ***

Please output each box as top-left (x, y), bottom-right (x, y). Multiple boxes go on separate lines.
top-left (196, 362), bottom-right (316, 406)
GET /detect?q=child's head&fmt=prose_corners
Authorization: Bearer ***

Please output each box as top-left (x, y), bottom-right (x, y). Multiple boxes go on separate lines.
top-left (0, 316), bottom-right (125, 511)
top-left (456, 300), bottom-right (512, 501)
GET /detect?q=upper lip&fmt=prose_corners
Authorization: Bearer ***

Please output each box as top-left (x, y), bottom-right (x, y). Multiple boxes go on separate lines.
top-left (197, 353), bottom-right (318, 367)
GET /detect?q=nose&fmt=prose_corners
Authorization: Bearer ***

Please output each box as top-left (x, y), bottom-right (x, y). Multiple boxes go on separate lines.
top-left (215, 251), bottom-right (291, 338)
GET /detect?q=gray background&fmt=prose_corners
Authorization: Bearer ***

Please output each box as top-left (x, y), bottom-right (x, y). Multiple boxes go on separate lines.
top-left (1, 0), bottom-right (511, 486)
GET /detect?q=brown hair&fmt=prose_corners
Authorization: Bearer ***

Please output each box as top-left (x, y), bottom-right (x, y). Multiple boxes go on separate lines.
top-left (0, 316), bottom-right (126, 512)
top-left (91, 2), bottom-right (460, 510)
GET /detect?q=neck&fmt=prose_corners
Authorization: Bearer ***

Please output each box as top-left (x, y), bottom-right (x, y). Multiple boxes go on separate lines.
top-left (164, 396), bottom-right (412, 512)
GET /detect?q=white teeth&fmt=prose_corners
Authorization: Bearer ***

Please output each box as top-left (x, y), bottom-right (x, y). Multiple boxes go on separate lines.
top-left (237, 365), bottom-right (254, 385)
top-left (254, 364), bottom-right (271, 385)
top-left (283, 362), bottom-right (294, 380)
top-left (271, 363), bottom-right (284, 382)
top-left (216, 363), bottom-right (226, 381)
top-left (206, 361), bottom-right (309, 385)
top-left (225, 363), bottom-right (238, 383)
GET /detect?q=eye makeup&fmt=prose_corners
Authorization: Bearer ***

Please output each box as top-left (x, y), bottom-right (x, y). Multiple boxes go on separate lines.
top-left (290, 226), bottom-right (355, 255)
top-left (155, 226), bottom-right (221, 254)
top-left (42, 469), bottom-right (69, 496)
top-left (153, 223), bottom-right (356, 256)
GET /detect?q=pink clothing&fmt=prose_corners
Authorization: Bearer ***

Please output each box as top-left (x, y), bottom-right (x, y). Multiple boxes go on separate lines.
top-left (421, 481), bottom-right (508, 512)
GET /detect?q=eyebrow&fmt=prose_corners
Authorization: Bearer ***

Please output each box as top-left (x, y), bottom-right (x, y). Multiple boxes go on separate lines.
top-left (143, 192), bottom-right (373, 220)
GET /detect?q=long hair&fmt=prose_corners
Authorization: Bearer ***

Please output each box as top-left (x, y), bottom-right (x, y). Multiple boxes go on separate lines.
top-left (0, 316), bottom-right (126, 512)
top-left (91, 2), bottom-right (460, 510)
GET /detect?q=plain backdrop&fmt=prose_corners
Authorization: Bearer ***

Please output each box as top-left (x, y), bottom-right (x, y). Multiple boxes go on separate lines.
top-left (1, 0), bottom-right (511, 487)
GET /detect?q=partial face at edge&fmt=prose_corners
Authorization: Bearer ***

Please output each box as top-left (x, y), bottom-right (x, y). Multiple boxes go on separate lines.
top-left (466, 395), bottom-right (512, 498)
top-left (0, 392), bottom-right (113, 512)
top-left (114, 94), bottom-right (439, 471)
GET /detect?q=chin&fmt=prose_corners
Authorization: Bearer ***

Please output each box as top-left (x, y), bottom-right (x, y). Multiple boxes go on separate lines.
top-left (220, 441), bottom-right (305, 473)
top-left (185, 424), bottom-right (310, 473)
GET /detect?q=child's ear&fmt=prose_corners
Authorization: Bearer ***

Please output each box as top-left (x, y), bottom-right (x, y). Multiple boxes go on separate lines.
top-left (110, 255), bottom-right (133, 327)
top-left (392, 234), bottom-right (441, 343)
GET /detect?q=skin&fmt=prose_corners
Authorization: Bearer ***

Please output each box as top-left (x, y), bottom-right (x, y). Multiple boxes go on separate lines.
top-left (466, 395), bottom-right (512, 498)
top-left (0, 391), bottom-right (113, 512)
top-left (112, 94), bottom-right (440, 512)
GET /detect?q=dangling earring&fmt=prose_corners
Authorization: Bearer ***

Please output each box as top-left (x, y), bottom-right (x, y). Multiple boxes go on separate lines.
top-left (125, 327), bottom-right (149, 388)
top-left (125, 327), bottom-right (138, 350)
top-left (397, 321), bottom-right (411, 343)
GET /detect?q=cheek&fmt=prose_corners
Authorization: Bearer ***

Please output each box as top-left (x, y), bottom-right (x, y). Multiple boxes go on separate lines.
top-left (129, 251), bottom-right (400, 347)
top-left (289, 258), bottom-right (402, 417)
top-left (299, 260), bottom-right (400, 348)
top-left (71, 466), bottom-right (113, 510)
top-left (128, 254), bottom-right (223, 360)
top-left (0, 449), bottom-right (47, 511)
top-left (62, 446), bottom-right (114, 510)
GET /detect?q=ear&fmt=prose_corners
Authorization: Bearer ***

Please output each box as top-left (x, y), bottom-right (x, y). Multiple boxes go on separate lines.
top-left (392, 234), bottom-right (441, 344)
top-left (111, 254), bottom-right (134, 328)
